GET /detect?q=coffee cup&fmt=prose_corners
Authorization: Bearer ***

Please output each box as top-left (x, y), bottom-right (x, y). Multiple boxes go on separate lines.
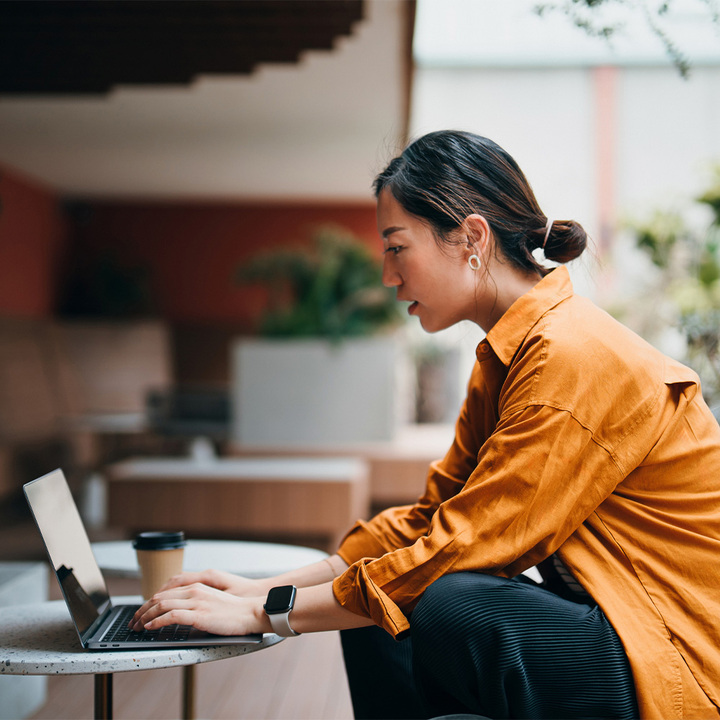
top-left (133, 531), bottom-right (186, 600)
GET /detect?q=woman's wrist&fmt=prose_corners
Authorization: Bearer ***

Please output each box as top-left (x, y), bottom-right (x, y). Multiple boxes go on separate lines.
top-left (251, 577), bottom-right (275, 597)
top-left (249, 555), bottom-right (354, 635)
top-left (251, 595), bottom-right (274, 634)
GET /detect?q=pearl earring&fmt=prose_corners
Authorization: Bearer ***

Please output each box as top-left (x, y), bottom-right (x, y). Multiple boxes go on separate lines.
top-left (468, 254), bottom-right (481, 271)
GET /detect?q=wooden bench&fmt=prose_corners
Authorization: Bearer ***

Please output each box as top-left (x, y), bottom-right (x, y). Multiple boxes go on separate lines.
top-left (105, 456), bottom-right (370, 553)
top-left (231, 423), bottom-right (456, 510)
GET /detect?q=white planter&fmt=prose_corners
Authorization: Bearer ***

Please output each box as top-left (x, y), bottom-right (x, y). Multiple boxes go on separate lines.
top-left (231, 336), bottom-right (408, 447)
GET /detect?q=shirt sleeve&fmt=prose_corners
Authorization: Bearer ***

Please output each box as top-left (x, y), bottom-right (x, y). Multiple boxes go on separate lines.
top-left (336, 360), bottom-right (497, 567)
top-left (333, 401), bottom-right (628, 637)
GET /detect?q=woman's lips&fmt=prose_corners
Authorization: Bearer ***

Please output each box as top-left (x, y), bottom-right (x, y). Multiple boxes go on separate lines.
top-left (408, 301), bottom-right (419, 315)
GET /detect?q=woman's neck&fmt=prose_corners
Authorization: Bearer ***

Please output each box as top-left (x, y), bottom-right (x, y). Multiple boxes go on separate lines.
top-left (474, 261), bottom-right (544, 333)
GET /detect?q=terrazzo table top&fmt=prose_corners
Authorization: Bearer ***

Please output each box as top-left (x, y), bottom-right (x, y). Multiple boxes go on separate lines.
top-left (0, 596), bottom-right (283, 676)
top-left (92, 539), bottom-right (328, 579)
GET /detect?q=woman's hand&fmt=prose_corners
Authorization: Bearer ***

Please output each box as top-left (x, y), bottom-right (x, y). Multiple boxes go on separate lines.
top-left (153, 569), bottom-right (266, 598)
top-left (130, 582), bottom-right (269, 636)
top-left (128, 555), bottom-right (364, 637)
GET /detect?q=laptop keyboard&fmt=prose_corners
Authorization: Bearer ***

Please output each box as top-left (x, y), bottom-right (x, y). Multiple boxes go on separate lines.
top-left (102, 605), bottom-right (192, 643)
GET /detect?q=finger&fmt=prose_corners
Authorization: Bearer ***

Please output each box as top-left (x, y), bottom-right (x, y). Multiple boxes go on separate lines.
top-left (133, 595), bottom-right (197, 630)
top-left (158, 571), bottom-right (206, 591)
top-left (160, 570), bottom-right (230, 593)
top-left (129, 577), bottom-right (197, 626)
top-left (143, 604), bottom-right (199, 630)
top-left (129, 589), bottom-right (187, 629)
top-left (131, 584), bottom-right (212, 630)
top-left (129, 598), bottom-right (156, 627)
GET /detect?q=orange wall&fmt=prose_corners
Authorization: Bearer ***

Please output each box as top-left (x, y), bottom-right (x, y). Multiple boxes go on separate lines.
top-left (67, 200), bottom-right (379, 325)
top-left (0, 165), bottom-right (69, 317)
top-left (0, 160), bottom-right (380, 327)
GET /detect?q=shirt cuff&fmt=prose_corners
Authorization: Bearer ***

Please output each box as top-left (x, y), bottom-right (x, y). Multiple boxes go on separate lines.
top-left (332, 559), bottom-right (411, 639)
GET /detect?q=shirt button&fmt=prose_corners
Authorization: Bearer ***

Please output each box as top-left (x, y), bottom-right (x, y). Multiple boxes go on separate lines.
top-left (479, 343), bottom-right (490, 354)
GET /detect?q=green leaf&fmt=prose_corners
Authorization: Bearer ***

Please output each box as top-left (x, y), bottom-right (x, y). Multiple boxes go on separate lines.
top-left (236, 224), bottom-right (403, 340)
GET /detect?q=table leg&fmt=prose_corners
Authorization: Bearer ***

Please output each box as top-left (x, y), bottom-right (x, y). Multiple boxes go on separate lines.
top-left (182, 664), bottom-right (196, 720)
top-left (94, 673), bottom-right (113, 720)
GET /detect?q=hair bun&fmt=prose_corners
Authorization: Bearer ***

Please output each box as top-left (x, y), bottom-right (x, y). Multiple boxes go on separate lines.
top-left (544, 219), bottom-right (587, 264)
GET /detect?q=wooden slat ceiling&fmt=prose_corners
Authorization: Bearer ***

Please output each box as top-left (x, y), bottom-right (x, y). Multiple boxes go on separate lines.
top-left (0, 0), bottom-right (365, 95)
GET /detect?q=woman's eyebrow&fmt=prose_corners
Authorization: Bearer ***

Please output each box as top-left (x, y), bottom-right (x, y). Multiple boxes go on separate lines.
top-left (382, 226), bottom-right (404, 239)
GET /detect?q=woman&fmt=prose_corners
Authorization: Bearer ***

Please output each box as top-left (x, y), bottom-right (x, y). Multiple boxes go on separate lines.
top-left (131, 131), bottom-right (720, 719)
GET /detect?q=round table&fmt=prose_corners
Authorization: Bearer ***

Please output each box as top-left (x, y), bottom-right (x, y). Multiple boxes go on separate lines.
top-left (92, 539), bottom-right (328, 579)
top-left (0, 597), bottom-right (283, 720)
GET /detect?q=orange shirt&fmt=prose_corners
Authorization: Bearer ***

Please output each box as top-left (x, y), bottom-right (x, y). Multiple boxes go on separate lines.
top-left (333, 266), bottom-right (720, 719)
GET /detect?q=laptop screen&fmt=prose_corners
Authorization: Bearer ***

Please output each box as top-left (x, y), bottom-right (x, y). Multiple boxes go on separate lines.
top-left (24, 469), bottom-right (111, 637)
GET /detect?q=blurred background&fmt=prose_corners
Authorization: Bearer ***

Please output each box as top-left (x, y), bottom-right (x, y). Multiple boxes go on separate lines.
top-left (0, 1), bottom-right (719, 717)
top-left (1, 0), bottom-right (719, 538)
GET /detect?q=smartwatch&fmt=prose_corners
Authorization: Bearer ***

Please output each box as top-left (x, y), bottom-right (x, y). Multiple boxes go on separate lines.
top-left (263, 585), bottom-right (301, 637)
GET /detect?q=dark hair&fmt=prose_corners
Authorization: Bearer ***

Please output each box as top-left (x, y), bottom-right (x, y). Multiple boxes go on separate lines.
top-left (373, 130), bottom-right (587, 274)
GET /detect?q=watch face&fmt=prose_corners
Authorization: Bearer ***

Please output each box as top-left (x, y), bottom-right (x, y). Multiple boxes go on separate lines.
top-left (264, 585), bottom-right (296, 614)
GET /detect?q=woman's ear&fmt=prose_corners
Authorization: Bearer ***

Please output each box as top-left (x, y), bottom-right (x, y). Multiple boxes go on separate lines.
top-left (461, 214), bottom-right (491, 259)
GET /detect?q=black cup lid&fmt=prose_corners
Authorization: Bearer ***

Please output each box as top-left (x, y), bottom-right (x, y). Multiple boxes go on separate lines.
top-left (133, 531), bottom-right (186, 550)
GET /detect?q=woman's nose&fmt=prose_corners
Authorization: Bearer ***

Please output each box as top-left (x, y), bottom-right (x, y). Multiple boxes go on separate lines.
top-left (382, 257), bottom-right (401, 288)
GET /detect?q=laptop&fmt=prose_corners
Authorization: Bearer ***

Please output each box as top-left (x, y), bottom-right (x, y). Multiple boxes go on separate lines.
top-left (24, 468), bottom-right (262, 650)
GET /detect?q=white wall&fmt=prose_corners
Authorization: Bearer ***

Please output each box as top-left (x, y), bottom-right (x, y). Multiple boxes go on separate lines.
top-left (410, 63), bottom-right (720, 301)
top-left (617, 66), bottom-right (720, 212)
top-left (411, 66), bottom-right (597, 234)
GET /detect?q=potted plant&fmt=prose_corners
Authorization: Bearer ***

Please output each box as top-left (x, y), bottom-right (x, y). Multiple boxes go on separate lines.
top-left (235, 225), bottom-right (401, 340)
top-left (231, 225), bottom-right (409, 447)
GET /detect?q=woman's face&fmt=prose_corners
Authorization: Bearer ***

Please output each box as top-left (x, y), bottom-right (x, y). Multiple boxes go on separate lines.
top-left (377, 189), bottom-right (480, 333)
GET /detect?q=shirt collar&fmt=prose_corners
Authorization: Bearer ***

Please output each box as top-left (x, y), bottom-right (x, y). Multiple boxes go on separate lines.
top-left (481, 266), bottom-right (574, 366)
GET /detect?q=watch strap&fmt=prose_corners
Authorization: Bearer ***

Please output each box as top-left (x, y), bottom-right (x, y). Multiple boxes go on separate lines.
top-left (267, 609), bottom-right (300, 637)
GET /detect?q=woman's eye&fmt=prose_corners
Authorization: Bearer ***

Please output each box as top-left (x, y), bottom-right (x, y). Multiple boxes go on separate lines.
top-left (384, 246), bottom-right (402, 256)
